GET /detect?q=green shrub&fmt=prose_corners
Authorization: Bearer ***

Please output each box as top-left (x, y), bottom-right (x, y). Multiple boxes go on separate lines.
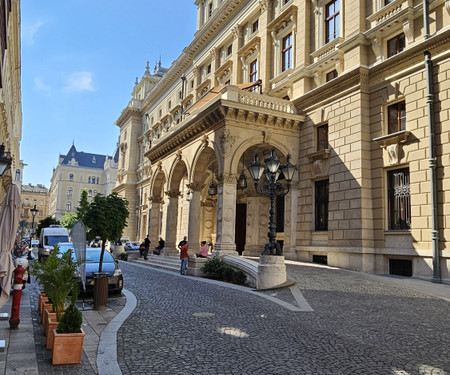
top-left (201, 258), bottom-right (247, 285)
top-left (118, 253), bottom-right (128, 261)
top-left (57, 303), bottom-right (82, 333)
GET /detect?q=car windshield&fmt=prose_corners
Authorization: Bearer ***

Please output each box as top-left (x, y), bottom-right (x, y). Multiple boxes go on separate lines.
top-left (86, 250), bottom-right (114, 263)
top-left (46, 236), bottom-right (69, 246)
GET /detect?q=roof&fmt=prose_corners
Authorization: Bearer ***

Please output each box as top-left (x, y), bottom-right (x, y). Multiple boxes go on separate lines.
top-left (185, 81), bottom-right (261, 115)
top-left (60, 144), bottom-right (113, 169)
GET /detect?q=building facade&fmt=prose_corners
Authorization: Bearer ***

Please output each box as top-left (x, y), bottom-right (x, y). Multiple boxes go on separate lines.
top-left (49, 144), bottom-right (118, 219)
top-left (114, 0), bottom-right (450, 283)
top-left (0, 0), bottom-right (22, 203)
top-left (19, 184), bottom-right (49, 238)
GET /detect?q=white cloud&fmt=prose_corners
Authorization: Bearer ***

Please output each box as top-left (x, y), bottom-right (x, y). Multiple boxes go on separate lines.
top-left (22, 20), bottom-right (47, 45)
top-left (63, 72), bottom-right (95, 92)
top-left (34, 77), bottom-right (51, 95)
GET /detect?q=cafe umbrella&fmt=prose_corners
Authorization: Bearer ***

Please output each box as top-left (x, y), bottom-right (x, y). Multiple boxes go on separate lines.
top-left (0, 184), bottom-right (21, 307)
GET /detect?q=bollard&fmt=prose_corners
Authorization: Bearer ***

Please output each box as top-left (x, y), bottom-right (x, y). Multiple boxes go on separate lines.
top-left (9, 265), bottom-right (25, 329)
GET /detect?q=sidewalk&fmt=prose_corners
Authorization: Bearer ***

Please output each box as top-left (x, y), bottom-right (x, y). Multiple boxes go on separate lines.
top-left (0, 259), bottom-right (448, 374)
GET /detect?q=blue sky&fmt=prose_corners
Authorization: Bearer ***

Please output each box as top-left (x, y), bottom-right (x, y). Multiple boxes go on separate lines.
top-left (21, 1), bottom-right (197, 186)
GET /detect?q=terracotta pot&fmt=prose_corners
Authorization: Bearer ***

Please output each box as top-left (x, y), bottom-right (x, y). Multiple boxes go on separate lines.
top-left (44, 312), bottom-right (56, 337)
top-left (42, 303), bottom-right (53, 324)
top-left (39, 295), bottom-right (49, 316)
top-left (46, 317), bottom-right (59, 350)
top-left (52, 328), bottom-right (85, 365)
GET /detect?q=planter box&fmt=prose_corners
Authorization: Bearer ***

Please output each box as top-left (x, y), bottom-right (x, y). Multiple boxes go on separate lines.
top-left (42, 303), bottom-right (53, 324)
top-left (52, 328), bottom-right (85, 365)
top-left (46, 318), bottom-right (59, 350)
top-left (39, 295), bottom-right (49, 316)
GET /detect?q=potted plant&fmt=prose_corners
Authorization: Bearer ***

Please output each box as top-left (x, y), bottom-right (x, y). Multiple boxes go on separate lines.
top-left (52, 287), bottom-right (85, 365)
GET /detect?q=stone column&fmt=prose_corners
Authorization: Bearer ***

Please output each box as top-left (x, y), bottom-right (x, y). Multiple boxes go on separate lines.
top-left (162, 190), bottom-right (180, 256)
top-left (245, 195), bottom-right (263, 256)
top-left (214, 173), bottom-right (237, 255)
top-left (200, 200), bottom-right (216, 246)
top-left (187, 184), bottom-right (202, 254)
top-left (149, 197), bottom-right (163, 246)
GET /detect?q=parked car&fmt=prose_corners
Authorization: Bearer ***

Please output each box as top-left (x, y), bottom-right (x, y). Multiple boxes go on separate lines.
top-left (124, 242), bottom-right (140, 251)
top-left (56, 244), bottom-right (123, 294)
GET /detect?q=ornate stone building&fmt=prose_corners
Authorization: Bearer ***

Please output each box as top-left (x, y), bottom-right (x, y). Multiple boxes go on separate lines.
top-left (114, 0), bottom-right (450, 283)
top-left (49, 144), bottom-right (118, 219)
top-left (19, 184), bottom-right (49, 237)
top-left (0, 0), bottom-right (22, 203)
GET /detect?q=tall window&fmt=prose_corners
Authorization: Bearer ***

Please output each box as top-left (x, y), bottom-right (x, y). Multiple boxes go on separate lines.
top-left (317, 124), bottom-right (328, 151)
top-left (387, 33), bottom-right (405, 58)
top-left (388, 168), bottom-right (410, 230)
top-left (315, 180), bottom-right (329, 231)
top-left (249, 60), bottom-right (258, 82)
top-left (325, 0), bottom-right (340, 43)
top-left (67, 187), bottom-right (73, 198)
top-left (387, 101), bottom-right (406, 134)
top-left (66, 202), bottom-right (72, 212)
top-left (252, 20), bottom-right (259, 33)
top-left (282, 33), bottom-right (293, 72)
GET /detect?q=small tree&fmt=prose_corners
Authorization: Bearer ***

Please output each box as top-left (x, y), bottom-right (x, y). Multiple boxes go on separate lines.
top-left (76, 189), bottom-right (90, 224)
top-left (35, 216), bottom-right (60, 238)
top-left (84, 193), bottom-right (129, 272)
top-left (61, 212), bottom-right (78, 231)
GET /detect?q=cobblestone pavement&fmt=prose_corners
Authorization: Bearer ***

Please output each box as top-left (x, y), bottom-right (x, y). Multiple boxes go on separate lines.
top-left (117, 262), bottom-right (449, 375)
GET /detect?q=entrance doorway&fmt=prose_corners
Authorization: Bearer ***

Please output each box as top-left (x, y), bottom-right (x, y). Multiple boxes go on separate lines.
top-left (235, 203), bottom-right (247, 255)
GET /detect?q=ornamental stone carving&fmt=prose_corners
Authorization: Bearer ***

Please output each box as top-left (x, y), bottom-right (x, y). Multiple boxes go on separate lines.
top-left (387, 143), bottom-right (400, 165)
top-left (151, 196), bottom-right (163, 204)
top-left (259, 0), bottom-right (270, 11)
top-left (218, 173), bottom-right (238, 184)
top-left (219, 129), bottom-right (236, 156)
top-left (165, 190), bottom-right (180, 198)
top-left (187, 183), bottom-right (204, 192)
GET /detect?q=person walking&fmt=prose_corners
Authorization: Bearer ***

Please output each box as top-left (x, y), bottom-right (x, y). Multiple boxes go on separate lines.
top-left (144, 234), bottom-right (151, 260)
top-left (180, 241), bottom-right (189, 275)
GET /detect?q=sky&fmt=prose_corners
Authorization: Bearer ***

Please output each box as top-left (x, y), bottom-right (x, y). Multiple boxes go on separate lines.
top-left (20, 0), bottom-right (198, 187)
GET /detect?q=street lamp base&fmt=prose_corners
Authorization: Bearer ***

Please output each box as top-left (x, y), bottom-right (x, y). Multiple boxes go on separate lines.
top-left (262, 242), bottom-right (282, 256)
top-left (257, 255), bottom-right (286, 289)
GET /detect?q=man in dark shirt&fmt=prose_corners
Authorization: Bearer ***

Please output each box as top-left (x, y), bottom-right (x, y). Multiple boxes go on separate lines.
top-left (144, 235), bottom-right (151, 260)
top-left (177, 236), bottom-right (187, 250)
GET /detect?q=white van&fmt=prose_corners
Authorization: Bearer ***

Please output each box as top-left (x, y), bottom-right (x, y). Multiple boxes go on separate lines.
top-left (39, 225), bottom-right (70, 261)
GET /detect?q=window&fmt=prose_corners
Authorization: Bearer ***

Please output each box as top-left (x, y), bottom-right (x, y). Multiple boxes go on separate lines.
top-left (326, 69), bottom-right (338, 81)
top-left (94, 190), bottom-right (97, 195)
top-left (67, 188), bottom-right (73, 198)
top-left (207, 64), bottom-right (211, 74)
top-left (227, 44), bottom-right (232, 56)
top-left (384, 0), bottom-right (395, 5)
top-left (325, 0), bottom-right (340, 43)
top-left (88, 177), bottom-right (91, 184)
top-left (315, 180), bottom-right (329, 231)
top-left (387, 101), bottom-right (406, 134)
top-left (92, 156), bottom-right (96, 163)
top-left (249, 60), bottom-right (258, 82)
top-left (252, 20), bottom-right (259, 33)
top-left (24, 208), bottom-right (28, 216)
top-left (69, 174), bottom-right (74, 181)
top-left (317, 124), bottom-right (328, 151)
top-left (168, 100), bottom-right (172, 110)
top-left (66, 202), bottom-right (72, 212)
top-left (25, 198), bottom-right (29, 206)
top-left (96, 177), bottom-right (99, 184)
top-left (88, 190), bottom-right (93, 197)
top-left (15, 169), bottom-right (20, 181)
top-left (282, 33), bottom-right (293, 72)
top-left (208, 2), bottom-right (213, 17)
top-left (284, 0), bottom-right (292, 4)
top-left (387, 168), bottom-right (410, 230)
top-left (387, 33), bottom-right (405, 58)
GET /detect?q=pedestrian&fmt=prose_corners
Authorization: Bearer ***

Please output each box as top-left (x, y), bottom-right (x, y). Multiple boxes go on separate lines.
top-left (196, 241), bottom-right (208, 258)
top-left (144, 234), bottom-right (151, 260)
top-left (154, 236), bottom-right (165, 255)
top-left (180, 241), bottom-right (189, 275)
top-left (178, 236), bottom-right (187, 250)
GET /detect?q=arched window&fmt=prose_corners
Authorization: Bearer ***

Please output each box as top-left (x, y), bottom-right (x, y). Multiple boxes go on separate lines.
top-left (15, 169), bottom-right (20, 181)
top-left (67, 187), bottom-right (73, 198)
top-left (66, 202), bottom-right (72, 212)
top-left (96, 177), bottom-right (99, 184)
top-left (88, 190), bottom-right (93, 197)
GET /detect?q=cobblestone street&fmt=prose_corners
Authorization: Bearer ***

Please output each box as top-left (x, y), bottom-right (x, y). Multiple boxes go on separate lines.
top-left (117, 262), bottom-right (450, 375)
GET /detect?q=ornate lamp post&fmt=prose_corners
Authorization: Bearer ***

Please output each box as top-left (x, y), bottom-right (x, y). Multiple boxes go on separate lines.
top-left (30, 204), bottom-right (39, 245)
top-left (247, 148), bottom-right (297, 255)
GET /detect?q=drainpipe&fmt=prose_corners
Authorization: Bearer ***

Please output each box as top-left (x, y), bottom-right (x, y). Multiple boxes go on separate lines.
top-left (423, 0), bottom-right (440, 283)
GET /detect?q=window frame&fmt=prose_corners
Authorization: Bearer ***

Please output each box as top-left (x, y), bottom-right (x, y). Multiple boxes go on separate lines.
top-left (387, 32), bottom-right (406, 58)
top-left (249, 59), bottom-right (258, 83)
top-left (281, 32), bottom-right (293, 72)
top-left (325, 0), bottom-right (340, 44)
top-left (315, 179), bottom-right (329, 231)
top-left (317, 124), bottom-right (329, 151)
top-left (387, 100), bottom-right (406, 134)
top-left (387, 167), bottom-right (410, 230)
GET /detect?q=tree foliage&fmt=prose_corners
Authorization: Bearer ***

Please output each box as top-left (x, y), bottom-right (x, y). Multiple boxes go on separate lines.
top-left (84, 193), bottom-right (129, 272)
top-left (61, 212), bottom-right (78, 231)
top-left (76, 189), bottom-right (90, 224)
top-left (35, 216), bottom-right (60, 238)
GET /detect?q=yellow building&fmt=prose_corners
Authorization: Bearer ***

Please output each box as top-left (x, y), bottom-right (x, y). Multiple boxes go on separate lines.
top-left (19, 184), bottom-right (49, 238)
top-left (115, 0), bottom-right (450, 283)
top-left (0, 0), bottom-right (22, 202)
top-left (49, 144), bottom-right (118, 219)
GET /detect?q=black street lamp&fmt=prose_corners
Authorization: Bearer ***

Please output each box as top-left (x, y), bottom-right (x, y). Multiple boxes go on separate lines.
top-left (30, 204), bottom-right (39, 245)
top-left (247, 148), bottom-right (297, 255)
top-left (0, 143), bottom-right (12, 177)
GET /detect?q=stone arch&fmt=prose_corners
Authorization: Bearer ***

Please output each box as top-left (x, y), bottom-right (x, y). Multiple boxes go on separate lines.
top-left (191, 144), bottom-right (219, 187)
top-left (150, 168), bottom-right (167, 198)
top-left (167, 158), bottom-right (189, 192)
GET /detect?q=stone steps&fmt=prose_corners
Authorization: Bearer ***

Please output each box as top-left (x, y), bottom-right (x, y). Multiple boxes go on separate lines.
top-left (131, 254), bottom-right (180, 273)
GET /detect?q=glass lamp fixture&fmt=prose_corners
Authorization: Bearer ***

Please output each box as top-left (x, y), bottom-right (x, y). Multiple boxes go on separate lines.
top-left (0, 144), bottom-right (12, 176)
